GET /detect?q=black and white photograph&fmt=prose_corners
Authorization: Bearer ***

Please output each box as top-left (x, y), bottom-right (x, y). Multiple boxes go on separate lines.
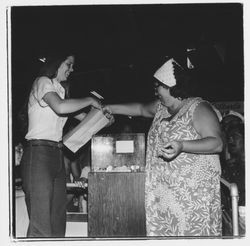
top-left (0, 0), bottom-right (248, 244)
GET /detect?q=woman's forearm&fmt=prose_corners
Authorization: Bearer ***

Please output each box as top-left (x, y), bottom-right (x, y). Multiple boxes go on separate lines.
top-left (108, 101), bottom-right (157, 118)
top-left (57, 97), bottom-right (94, 114)
top-left (108, 103), bottom-right (143, 116)
top-left (44, 92), bottom-right (96, 115)
top-left (182, 136), bottom-right (223, 154)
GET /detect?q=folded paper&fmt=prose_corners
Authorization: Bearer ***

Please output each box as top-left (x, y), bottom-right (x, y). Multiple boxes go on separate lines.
top-left (153, 58), bottom-right (183, 87)
top-left (63, 108), bottom-right (110, 153)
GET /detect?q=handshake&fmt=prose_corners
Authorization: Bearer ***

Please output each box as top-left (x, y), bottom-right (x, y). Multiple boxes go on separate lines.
top-left (64, 101), bottom-right (115, 153)
top-left (89, 95), bottom-right (114, 127)
top-left (101, 105), bottom-right (114, 127)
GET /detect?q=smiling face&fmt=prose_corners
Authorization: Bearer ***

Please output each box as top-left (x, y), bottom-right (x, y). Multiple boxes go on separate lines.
top-left (56, 55), bottom-right (74, 82)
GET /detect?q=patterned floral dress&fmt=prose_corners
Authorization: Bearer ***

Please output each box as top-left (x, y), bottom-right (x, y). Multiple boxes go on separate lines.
top-left (145, 97), bottom-right (222, 237)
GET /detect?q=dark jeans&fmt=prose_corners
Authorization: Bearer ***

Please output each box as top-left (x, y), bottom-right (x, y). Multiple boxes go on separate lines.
top-left (20, 140), bottom-right (67, 238)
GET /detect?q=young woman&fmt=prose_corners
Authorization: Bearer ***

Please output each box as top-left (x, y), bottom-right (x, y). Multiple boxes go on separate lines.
top-left (20, 53), bottom-right (103, 237)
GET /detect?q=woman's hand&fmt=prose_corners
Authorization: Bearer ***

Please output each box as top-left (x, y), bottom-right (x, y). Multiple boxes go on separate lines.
top-left (159, 141), bottom-right (183, 160)
top-left (106, 113), bottom-right (115, 127)
top-left (102, 105), bottom-right (115, 127)
top-left (90, 97), bottom-right (102, 110)
top-left (102, 105), bottom-right (112, 115)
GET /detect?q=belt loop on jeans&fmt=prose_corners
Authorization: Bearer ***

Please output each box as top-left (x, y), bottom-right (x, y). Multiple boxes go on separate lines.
top-left (26, 139), bottom-right (63, 149)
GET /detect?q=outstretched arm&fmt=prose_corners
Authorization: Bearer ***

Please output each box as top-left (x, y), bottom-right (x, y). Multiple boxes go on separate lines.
top-left (104, 100), bottom-right (158, 118)
top-left (43, 92), bottom-right (102, 115)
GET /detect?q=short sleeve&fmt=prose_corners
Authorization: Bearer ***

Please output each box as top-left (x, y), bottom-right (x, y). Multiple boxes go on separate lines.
top-left (36, 77), bottom-right (56, 101)
top-left (32, 77), bottom-right (57, 107)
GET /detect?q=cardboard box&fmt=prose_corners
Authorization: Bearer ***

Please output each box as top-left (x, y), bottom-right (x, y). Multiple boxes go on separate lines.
top-left (63, 108), bottom-right (110, 153)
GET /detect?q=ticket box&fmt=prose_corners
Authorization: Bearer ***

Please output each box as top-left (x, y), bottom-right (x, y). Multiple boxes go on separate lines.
top-left (91, 133), bottom-right (146, 172)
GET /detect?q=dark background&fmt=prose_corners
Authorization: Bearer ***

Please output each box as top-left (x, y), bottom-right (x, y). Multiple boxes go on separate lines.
top-left (11, 3), bottom-right (244, 143)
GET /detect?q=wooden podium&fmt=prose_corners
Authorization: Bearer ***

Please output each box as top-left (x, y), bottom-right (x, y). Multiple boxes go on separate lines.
top-left (88, 172), bottom-right (146, 237)
top-left (88, 133), bottom-right (146, 238)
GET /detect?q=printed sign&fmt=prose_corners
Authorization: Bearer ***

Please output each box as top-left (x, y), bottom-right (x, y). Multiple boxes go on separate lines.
top-left (116, 140), bottom-right (134, 153)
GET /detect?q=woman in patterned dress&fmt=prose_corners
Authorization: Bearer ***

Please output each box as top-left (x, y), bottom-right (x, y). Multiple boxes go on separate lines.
top-left (104, 58), bottom-right (223, 237)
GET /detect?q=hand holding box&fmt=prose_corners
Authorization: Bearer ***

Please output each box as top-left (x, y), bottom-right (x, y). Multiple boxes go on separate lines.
top-left (63, 107), bottom-right (110, 153)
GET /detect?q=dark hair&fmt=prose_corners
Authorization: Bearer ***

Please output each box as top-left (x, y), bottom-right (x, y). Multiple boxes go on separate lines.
top-left (222, 114), bottom-right (244, 132)
top-left (17, 52), bottom-right (74, 138)
top-left (169, 63), bottom-right (193, 99)
top-left (227, 122), bottom-right (244, 137)
top-left (38, 52), bottom-right (74, 79)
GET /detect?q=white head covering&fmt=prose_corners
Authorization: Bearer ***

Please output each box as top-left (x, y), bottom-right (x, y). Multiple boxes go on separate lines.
top-left (226, 110), bottom-right (244, 122)
top-left (211, 105), bottom-right (223, 122)
top-left (153, 58), bottom-right (183, 87)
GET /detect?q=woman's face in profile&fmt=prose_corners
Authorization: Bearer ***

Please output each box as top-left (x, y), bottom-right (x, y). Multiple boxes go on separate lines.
top-left (57, 55), bottom-right (75, 82)
top-left (154, 81), bottom-right (175, 106)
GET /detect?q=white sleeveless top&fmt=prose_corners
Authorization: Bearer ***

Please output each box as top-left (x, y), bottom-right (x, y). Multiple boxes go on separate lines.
top-left (25, 76), bottom-right (68, 142)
